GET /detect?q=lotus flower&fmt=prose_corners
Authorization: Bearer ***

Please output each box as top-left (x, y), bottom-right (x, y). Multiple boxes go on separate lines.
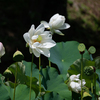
top-left (0, 42), bottom-right (5, 58)
top-left (67, 74), bottom-right (86, 93)
top-left (41, 13), bottom-right (70, 35)
top-left (23, 24), bottom-right (56, 57)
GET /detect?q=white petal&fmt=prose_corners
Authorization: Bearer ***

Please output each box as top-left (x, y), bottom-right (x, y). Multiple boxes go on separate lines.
top-left (76, 74), bottom-right (80, 78)
top-left (33, 42), bottom-right (40, 47)
top-left (49, 13), bottom-right (59, 24)
top-left (28, 25), bottom-right (35, 37)
top-left (58, 23), bottom-right (70, 30)
top-left (32, 35), bottom-right (38, 40)
top-left (32, 49), bottom-right (40, 57)
top-left (0, 43), bottom-right (5, 57)
top-left (54, 30), bottom-right (64, 35)
top-left (37, 48), bottom-right (50, 57)
top-left (82, 79), bottom-right (86, 86)
top-left (41, 41), bottom-right (56, 48)
top-left (50, 16), bottom-right (65, 28)
top-left (70, 82), bottom-right (81, 93)
top-left (35, 24), bottom-right (45, 35)
top-left (23, 33), bottom-right (30, 43)
top-left (41, 21), bottom-right (50, 28)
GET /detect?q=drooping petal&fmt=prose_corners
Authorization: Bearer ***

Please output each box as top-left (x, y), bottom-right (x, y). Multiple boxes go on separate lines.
top-left (23, 33), bottom-right (30, 43)
top-left (32, 42), bottom-right (40, 48)
top-left (41, 21), bottom-right (50, 28)
top-left (32, 49), bottom-right (40, 57)
top-left (41, 41), bottom-right (56, 48)
top-left (54, 30), bottom-right (64, 35)
top-left (58, 23), bottom-right (70, 30)
top-left (37, 48), bottom-right (50, 57)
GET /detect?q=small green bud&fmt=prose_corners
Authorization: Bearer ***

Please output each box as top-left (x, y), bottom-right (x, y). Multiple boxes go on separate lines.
top-left (84, 66), bottom-right (94, 76)
top-left (3, 69), bottom-right (12, 78)
top-left (13, 50), bottom-right (24, 62)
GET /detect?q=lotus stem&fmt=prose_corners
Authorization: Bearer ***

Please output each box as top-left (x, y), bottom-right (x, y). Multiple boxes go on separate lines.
top-left (39, 56), bottom-right (41, 96)
top-left (29, 54), bottom-right (34, 100)
top-left (13, 62), bottom-right (18, 100)
top-left (49, 60), bottom-right (51, 67)
top-left (81, 54), bottom-right (83, 100)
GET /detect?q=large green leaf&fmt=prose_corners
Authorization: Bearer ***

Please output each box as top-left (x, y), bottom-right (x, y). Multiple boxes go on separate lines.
top-left (0, 84), bottom-right (10, 100)
top-left (8, 62), bottom-right (26, 84)
top-left (43, 92), bottom-right (67, 100)
top-left (0, 74), bottom-right (10, 100)
top-left (41, 66), bottom-right (72, 100)
top-left (7, 84), bottom-right (36, 100)
top-left (22, 60), bottom-right (39, 79)
top-left (8, 61), bottom-right (39, 96)
top-left (96, 81), bottom-right (100, 95)
top-left (68, 58), bottom-right (98, 88)
top-left (49, 41), bottom-right (90, 75)
top-left (94, 56), bottom-right (100, 82)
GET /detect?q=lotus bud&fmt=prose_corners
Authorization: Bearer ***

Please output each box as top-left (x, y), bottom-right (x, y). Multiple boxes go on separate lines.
top-left (3, 69), bottom-right (12, 78)
top-left (13, 50), bottom-right (24, 62)
top-left (0, 42), bottom-right (5, 58)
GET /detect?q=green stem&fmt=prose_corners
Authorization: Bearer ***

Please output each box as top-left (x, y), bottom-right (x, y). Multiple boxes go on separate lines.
top-left (13, 62), bottom-right (18, 100)
top-left (93, 73), bottom-right (96, 100)
top-left (39, 56), bottom-right (41, 96)
top-left (49, 60), bottom-right (51, 67)
top-left (91, 80), bottom-right (93, 93)
top-left (29, 54), bottom-right (34, 100)
top-left (81, 54), bottom-right (83, 100)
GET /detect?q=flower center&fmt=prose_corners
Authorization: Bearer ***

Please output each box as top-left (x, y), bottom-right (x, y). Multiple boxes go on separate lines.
top-left (32, 35), bottom-right (42, 43)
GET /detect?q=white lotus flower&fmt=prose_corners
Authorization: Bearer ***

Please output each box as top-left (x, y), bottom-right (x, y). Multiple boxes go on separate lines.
top-left (67, 74), bottom-right (86, 93)
top-left (41, 13), bottom-right (70, 35)
top-left (0, 42), bottom-right (5, 58)
top-left (23, 24), bottom-right (56, 57)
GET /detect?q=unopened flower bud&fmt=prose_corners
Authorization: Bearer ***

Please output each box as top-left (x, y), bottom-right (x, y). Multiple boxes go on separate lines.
top-left (3, 69), bottom-right (12, 78)
top-left (0, 42), bottom-right (5, 58)
top-left (13, 50), bottom-right (24, 62)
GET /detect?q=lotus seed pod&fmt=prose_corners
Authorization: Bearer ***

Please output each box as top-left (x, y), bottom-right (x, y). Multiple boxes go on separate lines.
top-left (13, 50), bottom-right (24, 62)
top-left (78, 43), bottom-right (85, 54)
top-left (88, 46), bottom-right (96, 54)
top-left (84, 66), bottom-right (94, 76)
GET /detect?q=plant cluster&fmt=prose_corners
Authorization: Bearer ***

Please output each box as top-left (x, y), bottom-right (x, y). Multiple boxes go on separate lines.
top-left (0, 13), bottom-right (100, 100)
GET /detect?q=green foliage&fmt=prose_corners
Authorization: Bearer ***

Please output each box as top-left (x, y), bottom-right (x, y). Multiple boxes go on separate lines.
top-left (68, 58), bottom-right (97, 88)
top-left (41, 66), bottom-right (72, 99)
top-left (49, 41), bottom-right (90, 76)
top-left (0, 41), bottom-right (100, 100)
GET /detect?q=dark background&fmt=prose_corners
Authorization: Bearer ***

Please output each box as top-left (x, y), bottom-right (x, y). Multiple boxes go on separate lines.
top-left (0, 0), bottom-right (100, 73)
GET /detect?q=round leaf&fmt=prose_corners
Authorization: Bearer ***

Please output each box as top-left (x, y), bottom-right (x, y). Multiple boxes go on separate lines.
top-left (49, 41), bottom-right (90, 75)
